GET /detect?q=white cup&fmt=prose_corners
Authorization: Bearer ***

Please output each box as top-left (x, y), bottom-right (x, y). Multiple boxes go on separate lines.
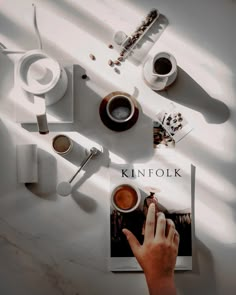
top-left (106, 94), bottom-right (135, 123)
top-left (111, 184), bottom-right (141, 213)
top-left (16, 144), bottom-right (38, 183)
top-left (143, 52), bottom-right (178, 91)
top-left (16, 50), bottom-right (68, 134)
top-left (52, 134), bottom-right (73, 155)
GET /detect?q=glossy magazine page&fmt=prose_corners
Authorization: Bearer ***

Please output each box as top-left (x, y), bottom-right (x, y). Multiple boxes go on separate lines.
top-left (109, 149), bottom-right (192, 271)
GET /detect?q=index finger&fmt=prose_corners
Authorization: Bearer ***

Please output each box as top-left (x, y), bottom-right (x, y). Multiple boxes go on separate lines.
top-left (155, 212), bottom-right (166, 241)
top-left (144, 203), bottom-right (156, 243)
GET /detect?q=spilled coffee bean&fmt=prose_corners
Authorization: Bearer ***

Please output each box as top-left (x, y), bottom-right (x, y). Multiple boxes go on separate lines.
top-left (81, 74), bottom-right (88, 80)
top-left (108, 59), bottom-right (114, 66)
top-left (89, 54), bottom-right (96, 60)
top-left (114, 60), bottom-right (121, 65)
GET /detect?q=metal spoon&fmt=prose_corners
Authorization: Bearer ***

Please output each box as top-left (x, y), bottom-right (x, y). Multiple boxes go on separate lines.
top-left (57, 147), bottom-right (99, 196)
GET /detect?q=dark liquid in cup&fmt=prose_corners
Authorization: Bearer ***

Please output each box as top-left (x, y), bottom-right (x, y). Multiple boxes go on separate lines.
top-left (108, 96), bottom-right (132, 121)
top-left (113, 185), bottom-right (138, 210)
top-left (154, 57), bottom-right (172, 75)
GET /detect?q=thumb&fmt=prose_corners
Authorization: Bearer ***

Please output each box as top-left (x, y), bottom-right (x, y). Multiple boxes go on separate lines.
top-left (122, 228), bottom-right (141, 256)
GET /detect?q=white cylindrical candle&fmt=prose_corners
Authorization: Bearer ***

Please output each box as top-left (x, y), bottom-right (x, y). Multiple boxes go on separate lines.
top-left (16, 144), bottom-right (38, 183)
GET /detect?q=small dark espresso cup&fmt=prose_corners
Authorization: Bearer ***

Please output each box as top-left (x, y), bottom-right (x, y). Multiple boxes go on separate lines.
top-left (106, 94), bottom-right (135, 123)
top-left (154, 57), bottom-right (173, 75)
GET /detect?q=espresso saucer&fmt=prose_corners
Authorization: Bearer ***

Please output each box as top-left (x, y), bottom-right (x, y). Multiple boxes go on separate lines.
top-left (99, 91), bottom-right (139, 132)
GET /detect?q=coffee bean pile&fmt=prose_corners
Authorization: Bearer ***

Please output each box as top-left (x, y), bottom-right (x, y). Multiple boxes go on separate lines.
top-left (108, 9), bottom-right (158, 69)
top-left (153, 122), bottom-right (174, 147)
top-left (162, 112), bottom-right (184, 136)
top-left (120, 9), bottom-right (158, 58)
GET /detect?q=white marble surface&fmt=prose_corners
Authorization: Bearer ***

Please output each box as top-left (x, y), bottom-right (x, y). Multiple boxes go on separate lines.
top-left (0, 0), bottom-right (236, 294)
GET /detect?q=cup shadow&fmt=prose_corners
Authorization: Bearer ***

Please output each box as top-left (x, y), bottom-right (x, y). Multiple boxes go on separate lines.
top-left (158, 67), bottom-right (230, 124)
top-left (176, 165), bottom-right (218, 294)
top-left (26, 148), bottom-right (58, 200)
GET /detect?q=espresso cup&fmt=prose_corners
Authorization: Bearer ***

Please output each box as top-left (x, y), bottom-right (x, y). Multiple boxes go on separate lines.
top-left (143, 52), bottom-right (177, 91)
top-left (52, 134), bottom-right (73, 155)
top-left (111, 184), bottom-right (141, 213)
top-left (106, 94), bottom-right (135, 123)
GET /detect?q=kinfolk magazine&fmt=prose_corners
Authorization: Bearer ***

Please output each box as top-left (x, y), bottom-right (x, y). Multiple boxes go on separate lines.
top-left (109, 149), bottom-right (192, 271)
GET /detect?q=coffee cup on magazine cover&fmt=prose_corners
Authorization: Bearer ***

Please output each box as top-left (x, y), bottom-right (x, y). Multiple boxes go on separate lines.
top-left (111, 184), bottom-right (141, 213)
top-left (15, 50), bottom-right (68, 134)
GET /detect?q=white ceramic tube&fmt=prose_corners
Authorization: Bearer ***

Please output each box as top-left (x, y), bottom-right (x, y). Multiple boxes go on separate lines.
top-left (16, 144), bottom-right (38, 183)
top-left (34, 95), bottom-right (49, 134)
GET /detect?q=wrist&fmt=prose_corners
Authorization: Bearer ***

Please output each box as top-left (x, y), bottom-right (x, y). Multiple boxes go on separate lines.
top-left (145, 274), bottom-right (176, 295)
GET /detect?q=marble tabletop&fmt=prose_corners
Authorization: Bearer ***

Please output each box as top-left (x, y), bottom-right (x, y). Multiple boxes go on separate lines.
top-left (0, 0), bottom-right (236, 294)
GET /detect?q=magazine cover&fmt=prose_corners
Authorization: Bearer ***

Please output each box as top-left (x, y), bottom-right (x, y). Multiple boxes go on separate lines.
top-left (109, 150), bottom-right (192, 271)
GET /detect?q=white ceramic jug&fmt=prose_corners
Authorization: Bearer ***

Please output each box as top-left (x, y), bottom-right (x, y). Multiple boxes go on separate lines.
top-left (143, 52), bottom-right (177, 91)
top-left (15, 50), bottom-right (68, 134)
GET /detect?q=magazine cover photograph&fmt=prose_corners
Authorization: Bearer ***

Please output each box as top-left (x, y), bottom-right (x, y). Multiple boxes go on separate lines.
top-left (109, 150), bottom-right (192, 271)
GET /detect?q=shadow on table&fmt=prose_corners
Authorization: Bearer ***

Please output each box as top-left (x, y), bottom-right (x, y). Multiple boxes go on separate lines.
top-left (45, 0), bottom-right (113, 43)
top-left (175, 164), bottom-right (218, 294)
top-left (0, 50), bottom-right (14, 99)
top-left (175, 239), bottom-right (218, 295)
top-left (157, 67), bottom-right (230, 124)
top-left (72, 190), bottom-right (98, 213)
top-left (26, 148), bottom-right (58, 200)
top-left (0, 118), bottom-right (16, 196)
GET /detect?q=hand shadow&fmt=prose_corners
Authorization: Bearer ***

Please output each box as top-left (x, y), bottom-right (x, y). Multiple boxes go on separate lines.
top-left (158, 67), bottom-right (230, 124)
top-left (175, 239), bottom-right (218, 295)
top-left (0, 118), bottom-right (16, 196)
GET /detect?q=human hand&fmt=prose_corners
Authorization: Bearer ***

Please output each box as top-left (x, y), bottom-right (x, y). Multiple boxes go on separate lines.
top-left (122, 203), bottom-right (179, 295)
